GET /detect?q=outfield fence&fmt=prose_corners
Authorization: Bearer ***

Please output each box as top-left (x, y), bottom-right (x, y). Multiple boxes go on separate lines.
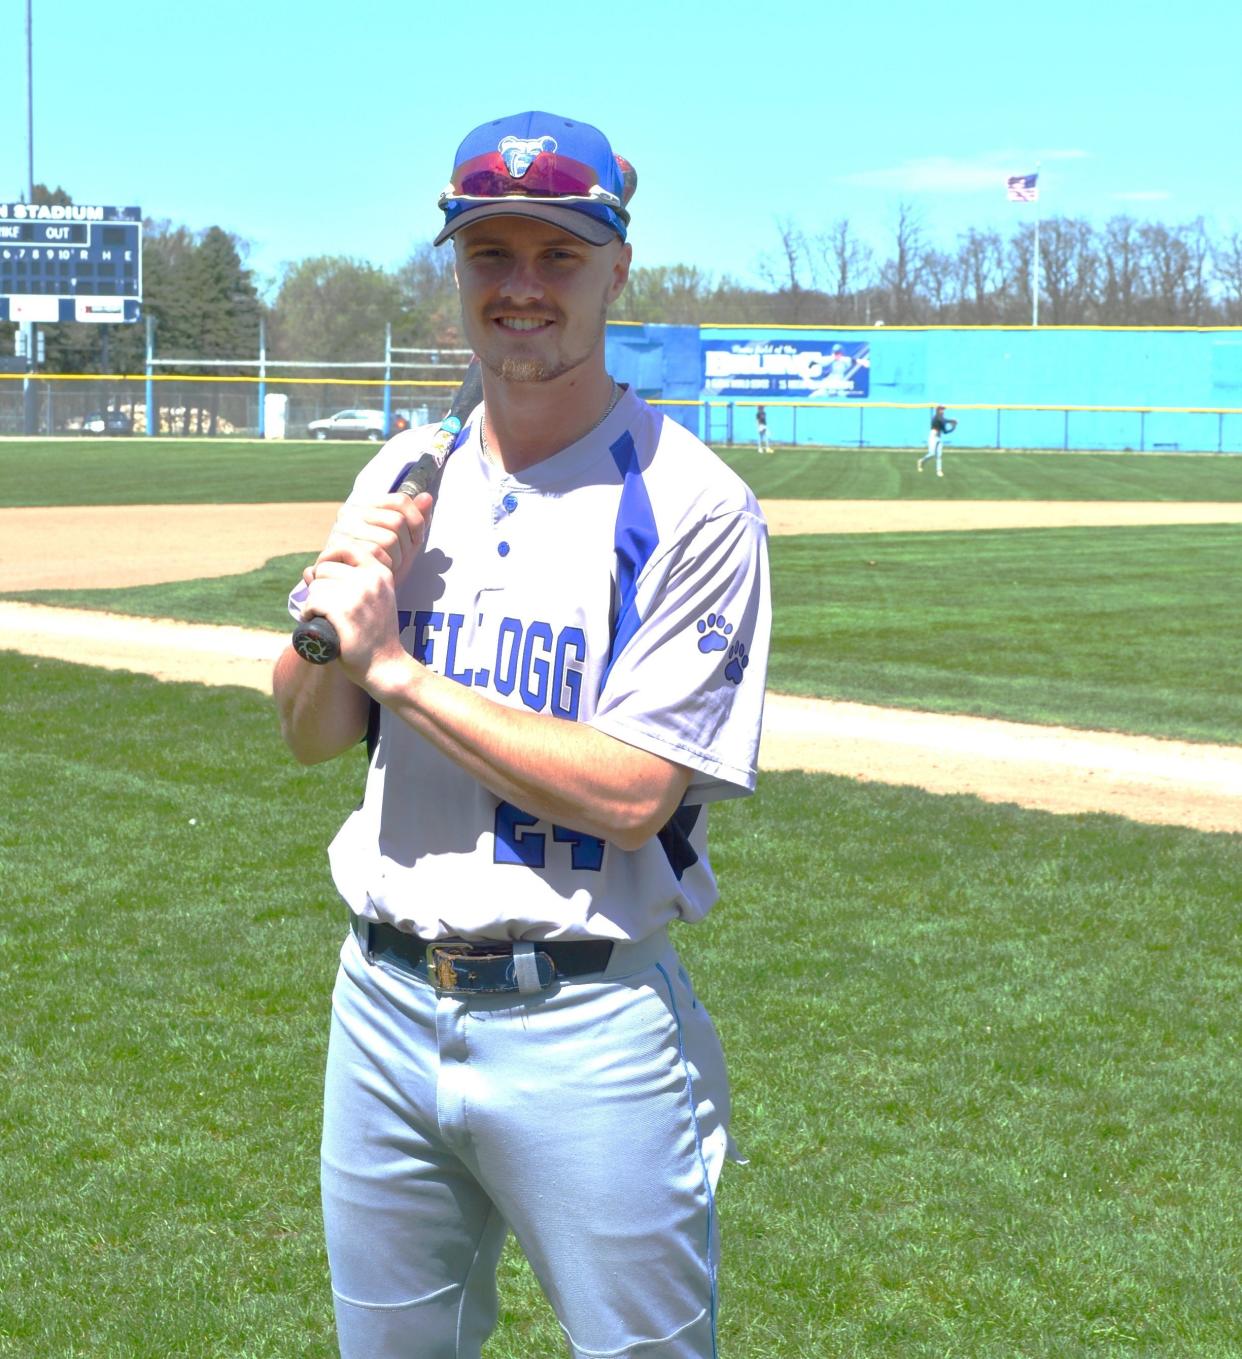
top-left (3, 373), bottom-right (1241, 454)
top-left (703, 398), bottom-right (1242, 454)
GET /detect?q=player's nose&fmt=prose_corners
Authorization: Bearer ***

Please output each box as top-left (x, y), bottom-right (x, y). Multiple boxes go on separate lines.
top-left (496, 254), bottom-right (546, 304)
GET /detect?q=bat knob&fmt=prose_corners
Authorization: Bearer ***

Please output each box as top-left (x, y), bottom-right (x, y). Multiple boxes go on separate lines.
top-left (291, 615), bottom-right (341, 665)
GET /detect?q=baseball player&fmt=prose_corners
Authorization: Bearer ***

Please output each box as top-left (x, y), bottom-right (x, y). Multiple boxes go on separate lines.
top-left (918, 403), bottom-right (957, 476)
top-left (755, 403), bottom-right (772, 453)
top-left (273, 110), bottom-right (771, 1359)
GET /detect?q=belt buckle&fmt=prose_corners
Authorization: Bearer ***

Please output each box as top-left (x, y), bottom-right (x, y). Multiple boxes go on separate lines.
top-left (425, 941), bottom-right (554, 995)
top-left (426, 942), bottom-right (480, 993)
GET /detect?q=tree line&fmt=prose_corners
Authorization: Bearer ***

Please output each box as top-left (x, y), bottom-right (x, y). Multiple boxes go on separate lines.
top-left (7, 187), bottom-right (1242, 384)
top-left (755, 207), bottom-right (1242, 327)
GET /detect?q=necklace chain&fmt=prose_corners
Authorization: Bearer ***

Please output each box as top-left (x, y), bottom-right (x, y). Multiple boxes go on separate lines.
top-left (481, 380), bottom-right (620, 463)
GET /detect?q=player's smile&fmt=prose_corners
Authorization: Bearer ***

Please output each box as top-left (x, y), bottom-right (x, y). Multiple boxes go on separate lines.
top-left (491, 312), bottom-right (557, 333)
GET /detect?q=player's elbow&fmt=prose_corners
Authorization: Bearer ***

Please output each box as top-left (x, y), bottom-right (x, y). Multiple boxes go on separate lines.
top-left (280, 723), bottom-right (342, 767)
top-left (608, 812), bottom-right (663, 854)
top-left (606, 769), bottom-right (694, 852)
top-left (272, 648), bottom-right (369, 765)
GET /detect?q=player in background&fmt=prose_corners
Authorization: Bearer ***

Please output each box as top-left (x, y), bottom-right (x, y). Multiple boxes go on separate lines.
top-left (756, 402), bottom-right (773, 453)
top-left (918, 403), bottom-right (957, 476)
top-left (273, 110), bottom-right (771, 1359)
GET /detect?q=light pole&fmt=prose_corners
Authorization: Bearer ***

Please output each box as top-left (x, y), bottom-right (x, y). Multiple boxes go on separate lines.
top-left (21, 0), bottom-right (36, 434)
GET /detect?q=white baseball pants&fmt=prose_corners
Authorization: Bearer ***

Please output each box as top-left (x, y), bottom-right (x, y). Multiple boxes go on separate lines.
top-left (919, 431), bottom-right (943, 471)
top-left (320, 928), bottom-right (736, 1358)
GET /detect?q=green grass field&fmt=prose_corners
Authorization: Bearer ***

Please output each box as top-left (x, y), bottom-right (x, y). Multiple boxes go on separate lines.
top-left (1, 438), bottom-right (1239, 1355)
top-left (1, 655), bottom-right (1238, 1357)
top-left (4, 438), bottom-right (1242, 506)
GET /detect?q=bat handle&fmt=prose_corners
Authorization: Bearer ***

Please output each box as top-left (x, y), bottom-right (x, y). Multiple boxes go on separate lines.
top-left (291, 614), bottom-right (341, 665)
top-left (291, 416), bottom-right (465, 666)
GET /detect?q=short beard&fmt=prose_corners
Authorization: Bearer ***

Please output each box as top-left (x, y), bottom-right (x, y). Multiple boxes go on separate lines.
top-left (497, 355), bottom-right (554, 383)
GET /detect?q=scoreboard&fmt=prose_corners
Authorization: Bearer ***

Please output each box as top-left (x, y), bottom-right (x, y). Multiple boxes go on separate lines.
top-left (0, 203), bottom-right (142, 324)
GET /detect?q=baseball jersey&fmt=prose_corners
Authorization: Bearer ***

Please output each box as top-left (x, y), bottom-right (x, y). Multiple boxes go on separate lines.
top-left (290, 386), bottom-right (771, 943)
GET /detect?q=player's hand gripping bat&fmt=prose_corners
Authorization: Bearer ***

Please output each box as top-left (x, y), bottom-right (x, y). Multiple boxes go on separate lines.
top-left (290, 357), bottom-right (483, 665)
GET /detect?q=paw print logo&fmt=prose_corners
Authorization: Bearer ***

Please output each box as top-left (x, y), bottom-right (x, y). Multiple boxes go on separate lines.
top-left (724, 639), bottom-right (749, 685)
top-left (696, 612), bottom-right (733, 654)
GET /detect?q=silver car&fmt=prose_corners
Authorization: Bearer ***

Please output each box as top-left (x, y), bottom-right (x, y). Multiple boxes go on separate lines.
top-left (307, 409), bottom-right (387, 441)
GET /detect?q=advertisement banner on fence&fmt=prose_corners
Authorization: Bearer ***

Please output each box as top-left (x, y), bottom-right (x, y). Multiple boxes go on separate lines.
top-left (703, 339), bottom-right (870, 399)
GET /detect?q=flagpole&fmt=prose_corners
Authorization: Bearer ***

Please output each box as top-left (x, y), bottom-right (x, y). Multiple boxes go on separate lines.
top-left (1032, 159), bottom-right (1041, 328)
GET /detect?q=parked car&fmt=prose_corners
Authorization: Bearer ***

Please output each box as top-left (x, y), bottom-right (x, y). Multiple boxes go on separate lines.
top-left (306, 409), bottom-right (388, 441)
top-left (82, 409), bottom-right (133, 435)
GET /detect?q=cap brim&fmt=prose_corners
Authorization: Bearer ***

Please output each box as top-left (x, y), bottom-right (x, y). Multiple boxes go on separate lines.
top-left (434, 200), bottom-right (620, 247)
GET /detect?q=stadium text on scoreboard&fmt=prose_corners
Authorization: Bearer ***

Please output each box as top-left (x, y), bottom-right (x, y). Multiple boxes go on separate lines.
top-left (0, 204), bottom-right (142, 324)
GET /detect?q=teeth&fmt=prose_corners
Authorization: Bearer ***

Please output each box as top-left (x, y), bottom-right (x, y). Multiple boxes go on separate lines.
top-left (499, 317), bottom-right (549, 331)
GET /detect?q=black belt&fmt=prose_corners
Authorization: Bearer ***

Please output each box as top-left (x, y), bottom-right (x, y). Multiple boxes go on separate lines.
top-left (352, 915), bottom-right (614, 994)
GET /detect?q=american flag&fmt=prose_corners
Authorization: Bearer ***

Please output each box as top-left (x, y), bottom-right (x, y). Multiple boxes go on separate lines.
top-left (1007, 173), bottom-right (1039, 202)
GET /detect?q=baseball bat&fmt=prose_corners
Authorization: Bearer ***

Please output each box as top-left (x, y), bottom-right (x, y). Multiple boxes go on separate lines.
top-left (290, 356), bottom-right (483, 665)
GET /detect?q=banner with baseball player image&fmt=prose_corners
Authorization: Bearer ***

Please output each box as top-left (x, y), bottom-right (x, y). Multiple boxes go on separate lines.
top-left (702, 338), bottom-right (870, 399)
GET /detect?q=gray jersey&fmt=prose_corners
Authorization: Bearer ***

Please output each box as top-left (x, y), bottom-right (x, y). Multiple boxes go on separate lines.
top-left (293, 386), bottom-right (770, 942)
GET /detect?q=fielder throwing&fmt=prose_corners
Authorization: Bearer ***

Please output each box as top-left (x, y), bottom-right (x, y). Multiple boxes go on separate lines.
top-left (918, 403), bottom-right (957, 476)
top-left (273, 109), bottom-right (771, 1359)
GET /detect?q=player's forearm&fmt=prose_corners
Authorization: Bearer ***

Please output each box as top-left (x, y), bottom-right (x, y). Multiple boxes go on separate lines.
top-left (364, 653), bottom-right (690, 851)
top-left (273, 644), bottom-right (371, 765)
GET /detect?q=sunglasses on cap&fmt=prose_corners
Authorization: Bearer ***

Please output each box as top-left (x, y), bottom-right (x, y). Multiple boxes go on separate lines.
top-left (439, 151), bottom-right (631, 223)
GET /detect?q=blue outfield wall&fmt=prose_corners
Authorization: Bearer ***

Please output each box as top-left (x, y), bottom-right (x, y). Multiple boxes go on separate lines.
top-left (604, 323), bottom-right (1242, 453)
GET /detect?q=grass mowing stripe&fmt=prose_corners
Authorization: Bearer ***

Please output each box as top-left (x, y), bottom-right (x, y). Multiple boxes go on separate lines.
top-left (1, 655), bottom-right (1238, 1356)
top-left (4, 440), bottom-right (1241, 507)
top-left (0, 438), bottom-right (371, 507)
top-left (9, 522), bottom-right (1241, 745)
top-left (768, 523), bottom-right (1242, 743)
top-left (712, 446), bottom-right (1242, 503)
top-left (771, 524), bottom-right (1233, 744)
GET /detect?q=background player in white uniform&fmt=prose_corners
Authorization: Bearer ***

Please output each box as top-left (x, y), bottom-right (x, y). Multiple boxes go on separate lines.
top-left (918, 403), bottom-right (957, 476)
top-left (273, 110), bottom-right (771, 1359)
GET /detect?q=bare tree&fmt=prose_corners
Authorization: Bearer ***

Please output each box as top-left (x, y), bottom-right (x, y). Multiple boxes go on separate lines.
top-left (1140, 219), bottom-right (1210, 324)
top-left (879, 201), bottom-right (927, 322)
top-left (1213, 228), bottom-right (1242, 323)
top-left (921, 248), bottom-right (958, 321)
top-left (955, 229), bottom-right (1008, 323)
top-left (1038, 217), bottom-right (1099, 324)
top-left (810, 218), bottom-right (874, 321)
top-left (757, 217), bottom-right (815, 321)
top-left (1099, 216), bottom-right (1144, 324)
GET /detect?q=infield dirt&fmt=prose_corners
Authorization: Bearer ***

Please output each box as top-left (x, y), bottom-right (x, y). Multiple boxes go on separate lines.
top-left (2, 499), bottom-right (1239, 834)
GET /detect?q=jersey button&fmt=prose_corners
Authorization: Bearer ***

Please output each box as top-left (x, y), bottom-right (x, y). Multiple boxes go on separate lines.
top-left (502, 493), bottom-right (518, 513)
top-left (497, 541), bottom-right (510, 557)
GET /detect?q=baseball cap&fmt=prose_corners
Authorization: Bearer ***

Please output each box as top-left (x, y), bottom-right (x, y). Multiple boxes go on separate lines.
top-left (435, 111), bottom-right (634, 247)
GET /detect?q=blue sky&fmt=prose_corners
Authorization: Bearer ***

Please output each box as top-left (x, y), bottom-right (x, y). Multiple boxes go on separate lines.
top-left (7, 0), bottom-right (1241, 299)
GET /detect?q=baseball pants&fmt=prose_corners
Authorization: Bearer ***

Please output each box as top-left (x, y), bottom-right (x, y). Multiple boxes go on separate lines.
top-left (320, 927), bottom-right (736, 1358)
top-left (918, 433), bottom-right (943, 471)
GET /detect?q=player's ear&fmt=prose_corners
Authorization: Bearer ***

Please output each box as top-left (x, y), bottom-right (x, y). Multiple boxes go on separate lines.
top-left (606, 242), bottom-right (632, 305)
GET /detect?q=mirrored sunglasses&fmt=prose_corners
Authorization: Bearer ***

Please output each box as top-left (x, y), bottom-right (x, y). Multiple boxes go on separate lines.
top-left (439, 151), bottom-right (625, 216)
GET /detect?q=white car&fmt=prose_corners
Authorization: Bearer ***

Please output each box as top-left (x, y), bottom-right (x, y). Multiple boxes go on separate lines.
top-left (307, 409), bottom-right (388, 441)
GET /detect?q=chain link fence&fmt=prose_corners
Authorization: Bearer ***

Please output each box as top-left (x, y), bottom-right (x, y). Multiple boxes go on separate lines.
top-left (4, 375), bottom-right (1241, 453)
top-left (0, 375), bottom-right (463, 437)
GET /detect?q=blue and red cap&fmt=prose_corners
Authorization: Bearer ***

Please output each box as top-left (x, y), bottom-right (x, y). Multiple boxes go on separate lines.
top-left (435, 111), bottom-right (635, 247)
